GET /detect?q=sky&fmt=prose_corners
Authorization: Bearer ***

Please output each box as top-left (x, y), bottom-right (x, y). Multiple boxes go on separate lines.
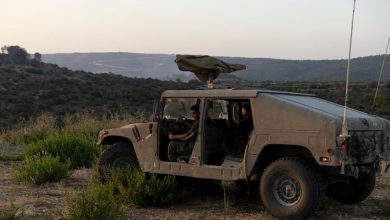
top-left (1, 0), bottom-right (389, 59)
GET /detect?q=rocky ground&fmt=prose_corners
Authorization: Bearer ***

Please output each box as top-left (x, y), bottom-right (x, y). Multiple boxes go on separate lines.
top-left (0, 161), bottom-right (389, 220)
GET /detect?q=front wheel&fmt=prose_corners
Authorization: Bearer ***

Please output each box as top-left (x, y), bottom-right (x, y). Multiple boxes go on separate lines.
top-left (260, 157), bottom-right (324, 219)
top-left (98, 142), bottom-right (139, 179)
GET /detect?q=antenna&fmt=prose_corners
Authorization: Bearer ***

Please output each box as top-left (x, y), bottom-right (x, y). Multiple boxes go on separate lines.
top-left (341, 0), bottom-right (356, 137)
top-left (371, 36), bottom-right (390, 113)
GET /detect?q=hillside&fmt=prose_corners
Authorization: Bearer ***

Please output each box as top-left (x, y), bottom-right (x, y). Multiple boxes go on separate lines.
top-left (1, 61), bottom-right (389, 130)
top-left (43, 53), bottom-right (390, 82)
top-left (0, 63), bottom-right (197, 129)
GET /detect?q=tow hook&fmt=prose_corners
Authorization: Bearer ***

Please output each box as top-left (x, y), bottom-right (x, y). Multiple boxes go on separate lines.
top-left (352, 165), bottom-right (359, 179)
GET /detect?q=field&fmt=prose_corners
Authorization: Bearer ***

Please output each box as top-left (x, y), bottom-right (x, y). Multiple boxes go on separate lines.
top-left (1, 112), bottom-right (390, 219)
top-left (1, 159), bottom-right (389, 219)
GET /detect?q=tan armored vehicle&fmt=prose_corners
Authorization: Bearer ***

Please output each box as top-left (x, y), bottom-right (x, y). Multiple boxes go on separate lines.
top-left (97, 88), bottom-right (390, 219)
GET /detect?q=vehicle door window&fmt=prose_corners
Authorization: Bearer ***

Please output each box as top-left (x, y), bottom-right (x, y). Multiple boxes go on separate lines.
top-left (203, 99), bottom-right (229, 165)
top-left (159, 98), bottom-right (198, 162)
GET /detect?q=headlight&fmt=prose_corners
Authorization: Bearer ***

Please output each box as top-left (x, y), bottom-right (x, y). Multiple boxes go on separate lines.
top-left (98, 130), bottom-right (108, 140)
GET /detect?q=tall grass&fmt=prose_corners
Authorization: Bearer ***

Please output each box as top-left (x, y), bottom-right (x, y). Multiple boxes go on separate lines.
top-left (0, 112), bottom-right (137, 147)
top-left (0, 113), bottom-right (57, 146)
top-left (61, 112), bottom-right (137, 143)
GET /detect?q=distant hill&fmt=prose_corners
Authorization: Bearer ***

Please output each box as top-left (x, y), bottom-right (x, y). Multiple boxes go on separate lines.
top-left (43, 53), bottom-right (390, 82)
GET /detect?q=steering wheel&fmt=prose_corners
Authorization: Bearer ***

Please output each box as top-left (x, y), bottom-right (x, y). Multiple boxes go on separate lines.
top-left (160, 118), bottom-right (188, 135)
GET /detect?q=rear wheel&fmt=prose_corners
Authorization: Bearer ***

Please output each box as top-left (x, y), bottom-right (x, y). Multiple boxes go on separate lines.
top-left (260, 157), bottom-right (323, 219)
top-left (99, 142), bottom-right (139, 179)
top-left (326, 172), bottom-right (376, 204)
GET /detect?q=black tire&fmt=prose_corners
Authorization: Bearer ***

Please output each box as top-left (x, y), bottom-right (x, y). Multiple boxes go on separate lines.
top-left (98, 142), bottom-right (139, 179)
top-left (326, 172), bottom-right (376, 204)
top-left (260, 157), bottom-right (324, 219)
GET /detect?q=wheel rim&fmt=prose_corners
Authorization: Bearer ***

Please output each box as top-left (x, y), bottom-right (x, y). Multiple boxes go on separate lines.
top-left (272, 175), bottom-right (301, 206)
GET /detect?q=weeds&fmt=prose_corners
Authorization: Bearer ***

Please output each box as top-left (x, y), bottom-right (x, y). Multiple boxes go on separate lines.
top-left (319, 197), bottom-right (340, 211)
top-left (222, 181), bottom-right (230, 216)
top-left (13, 154), bottom-right (70, 185)
top-left (0, 201), bottom-right (20, 220)
top-left (376, 198), bottom-right (390, 216)
top-left (66, 184), bottom-right (122, 220)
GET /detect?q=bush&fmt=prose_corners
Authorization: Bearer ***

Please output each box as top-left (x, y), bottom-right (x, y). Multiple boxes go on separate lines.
top-left (67, 184), bottom-right (122, 220)
top-left (108, 168), bottom-right (188, 206)
top-left (25, 134), bottom-right (96, 168)
top-left (13, 154), bottom-right (70, 185)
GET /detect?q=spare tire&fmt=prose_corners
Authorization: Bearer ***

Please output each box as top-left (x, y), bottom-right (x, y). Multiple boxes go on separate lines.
top-left (326, 172), bottom-right (376, 204)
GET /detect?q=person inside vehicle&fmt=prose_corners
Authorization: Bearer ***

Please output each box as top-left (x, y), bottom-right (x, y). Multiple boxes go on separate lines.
top-left (238, 103), bottom-right (253, 135)
top-left (167, 105), bottom-right (200, 162)
top-left (229, 103), bottom-right (253, 156)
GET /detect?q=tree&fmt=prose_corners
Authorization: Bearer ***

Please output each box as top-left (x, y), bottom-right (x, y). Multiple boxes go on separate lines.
top-left (2, 45), bottom-right (30, 64)
top-left (31, 52), bottom-right (43, 66)
top-left (1, 46), bottom-right (7, 54)
top-left (33, 52), bottom-right (42, 62)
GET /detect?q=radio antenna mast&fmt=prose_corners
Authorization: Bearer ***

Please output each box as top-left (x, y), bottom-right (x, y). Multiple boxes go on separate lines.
top-left (341, 0), bottom-right (356, 137)
top-left (371, 36), bottom-right (390, 113)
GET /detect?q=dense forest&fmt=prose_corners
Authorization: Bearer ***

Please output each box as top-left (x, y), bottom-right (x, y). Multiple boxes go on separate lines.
top-left (1, 46), bottom-right (389, 130)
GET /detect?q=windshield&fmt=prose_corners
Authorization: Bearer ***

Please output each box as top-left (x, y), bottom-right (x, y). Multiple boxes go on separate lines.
top-left (163, 98), bottom-right (198, 119)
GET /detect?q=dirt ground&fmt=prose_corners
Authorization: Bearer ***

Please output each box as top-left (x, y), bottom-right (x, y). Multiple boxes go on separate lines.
top-left (0, 161), bottom-right (389, 220)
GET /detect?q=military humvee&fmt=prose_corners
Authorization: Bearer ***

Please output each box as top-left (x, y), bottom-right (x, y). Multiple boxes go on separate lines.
top-left (97, 89), bottom-right (390, 219)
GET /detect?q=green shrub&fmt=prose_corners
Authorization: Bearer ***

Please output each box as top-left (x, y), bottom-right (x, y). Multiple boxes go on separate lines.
top-left (108, 169), bottom-right (188, 207)
top-left (25, 134), bottom-right (96, 168)
top-left (67, 184), bottom-right (122, 220)
top-left (13, 154), bottom-right (70, 185)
